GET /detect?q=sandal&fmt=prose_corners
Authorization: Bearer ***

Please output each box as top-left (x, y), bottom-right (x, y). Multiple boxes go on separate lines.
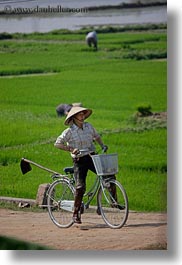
top-left (73, 214), bottom-right (82, 224)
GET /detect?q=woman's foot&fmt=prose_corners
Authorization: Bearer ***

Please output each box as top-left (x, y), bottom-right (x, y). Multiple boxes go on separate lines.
top-left (96, 207), bottom-right (101, 215)
top-left (73, 213), bottom-right (82, 224)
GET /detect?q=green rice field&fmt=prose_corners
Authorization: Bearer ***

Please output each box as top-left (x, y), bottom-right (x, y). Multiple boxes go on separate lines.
top-left (0, 25), bottom-right (167, 212)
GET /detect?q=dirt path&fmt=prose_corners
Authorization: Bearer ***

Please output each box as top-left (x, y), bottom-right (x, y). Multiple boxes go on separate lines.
top-left (0, 209), bottom-right (167, 250)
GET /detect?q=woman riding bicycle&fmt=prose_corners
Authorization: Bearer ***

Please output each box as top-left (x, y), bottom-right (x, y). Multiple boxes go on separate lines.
top-left (54, 106), bottom-right (115, 224)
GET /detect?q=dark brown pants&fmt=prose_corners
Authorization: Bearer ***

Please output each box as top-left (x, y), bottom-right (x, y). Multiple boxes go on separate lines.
top-left (73, 154), bottom-right (96, 194)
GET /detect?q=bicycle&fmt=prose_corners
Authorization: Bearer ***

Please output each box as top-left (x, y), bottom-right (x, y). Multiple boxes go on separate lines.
top-left (46, 150), bottom-right (129, 229)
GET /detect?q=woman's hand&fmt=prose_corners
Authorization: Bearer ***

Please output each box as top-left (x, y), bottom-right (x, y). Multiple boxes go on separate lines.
top-left (101, 144), bottom-right (108, 153)
top-left (71, 148), bottom-right (80, 155)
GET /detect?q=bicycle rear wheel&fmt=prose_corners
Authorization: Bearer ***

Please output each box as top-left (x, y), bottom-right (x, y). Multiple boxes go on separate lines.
top-left (47, 178), bottom-right (75, 228)
top-left (98, 178), bottom-right (129, 229)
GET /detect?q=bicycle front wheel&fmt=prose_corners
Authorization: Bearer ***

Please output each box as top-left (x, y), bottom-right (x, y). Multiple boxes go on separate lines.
top-left (47, 178), bottom-right (75, 228)
top-left (98, 178), bottom-right (129, 229)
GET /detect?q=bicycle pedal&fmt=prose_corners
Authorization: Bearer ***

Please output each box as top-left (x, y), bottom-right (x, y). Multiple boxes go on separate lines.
top-left (117, 205), bottom-right (125, 210)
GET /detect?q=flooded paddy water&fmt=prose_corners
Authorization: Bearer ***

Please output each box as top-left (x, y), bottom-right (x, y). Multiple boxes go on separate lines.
top-left (0, 0), bottom-right (167, 33)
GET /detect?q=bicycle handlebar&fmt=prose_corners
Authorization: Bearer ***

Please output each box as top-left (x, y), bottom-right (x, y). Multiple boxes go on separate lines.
top-left (74, 146), bottom-right (108, 158)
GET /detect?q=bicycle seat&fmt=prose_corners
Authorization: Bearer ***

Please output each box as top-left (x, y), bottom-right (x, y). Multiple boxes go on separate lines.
top-left (64, 167), bottom-right (74, 175)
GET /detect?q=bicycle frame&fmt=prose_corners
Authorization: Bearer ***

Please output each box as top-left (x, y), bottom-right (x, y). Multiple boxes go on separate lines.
top-left (83, 175), bottom-right (100, 209)
top-left (64, 171), bottom-right (115, 212)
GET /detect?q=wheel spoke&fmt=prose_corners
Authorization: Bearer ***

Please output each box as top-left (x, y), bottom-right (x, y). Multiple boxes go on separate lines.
top-left (47, 179), bottom-right (75, 228)
top-left (98, 179), bottom-right (128, 229)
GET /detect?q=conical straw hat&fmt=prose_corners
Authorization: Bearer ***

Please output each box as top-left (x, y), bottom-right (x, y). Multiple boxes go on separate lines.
top-left (64, 106), bottom-right (92, 125)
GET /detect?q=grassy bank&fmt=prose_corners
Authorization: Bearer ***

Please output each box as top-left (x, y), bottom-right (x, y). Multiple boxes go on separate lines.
top-left (0, 25), bottom-right (167, 212)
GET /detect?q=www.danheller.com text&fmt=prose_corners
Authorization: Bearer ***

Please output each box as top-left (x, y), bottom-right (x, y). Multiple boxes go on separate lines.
top-left (2, 5), bottom-right (88, 14)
